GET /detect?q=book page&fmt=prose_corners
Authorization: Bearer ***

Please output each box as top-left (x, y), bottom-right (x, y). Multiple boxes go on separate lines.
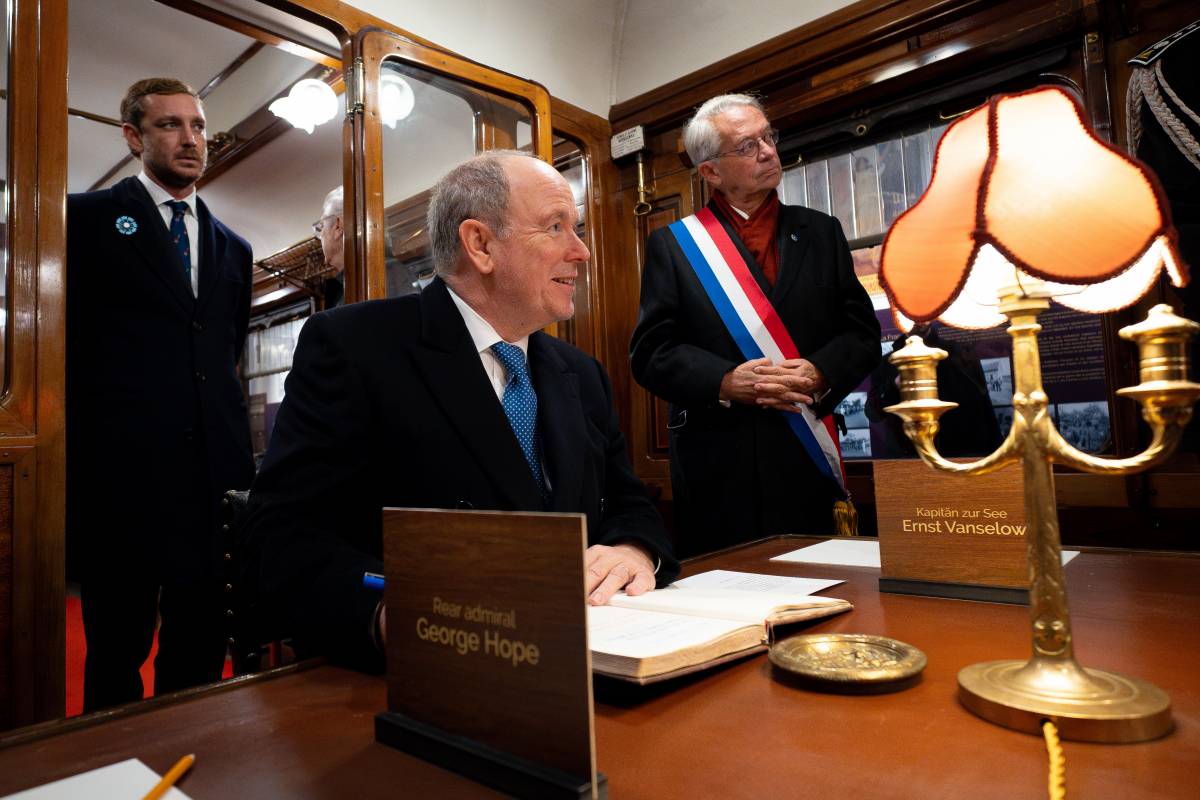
top-left (588, 605), bottom-right (753, 658)
top-left (1, 759), bottom-right (192, 800)
top-left (609, 586), bottom-right (846, 623)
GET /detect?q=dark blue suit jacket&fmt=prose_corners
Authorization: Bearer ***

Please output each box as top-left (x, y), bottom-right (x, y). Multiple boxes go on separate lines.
top-left (242, 278), bottom-right (679, 670)
top-left (67, 176), bottom-right (254, 581)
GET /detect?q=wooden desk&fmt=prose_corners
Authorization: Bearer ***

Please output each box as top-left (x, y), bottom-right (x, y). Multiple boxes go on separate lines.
top-left (2, 538), bottom-right (1197, 799)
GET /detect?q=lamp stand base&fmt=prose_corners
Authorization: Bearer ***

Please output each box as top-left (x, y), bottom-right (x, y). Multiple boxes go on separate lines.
top-left (957, 660), bottom-right (1172, 743)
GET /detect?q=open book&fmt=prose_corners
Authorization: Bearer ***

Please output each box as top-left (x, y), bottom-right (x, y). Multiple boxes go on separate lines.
top-left (588, 570), bottom-right (852, 683)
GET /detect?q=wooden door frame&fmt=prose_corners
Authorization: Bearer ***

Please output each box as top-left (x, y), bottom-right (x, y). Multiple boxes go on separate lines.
top-left (1, 0), bottom-right (68, 727)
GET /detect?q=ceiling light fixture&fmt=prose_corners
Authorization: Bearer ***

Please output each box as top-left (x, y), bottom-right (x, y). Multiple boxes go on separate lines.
top-left (269, 78), bottom-right (338, 134)
top-left (379, 73), bottom-right (415, 129)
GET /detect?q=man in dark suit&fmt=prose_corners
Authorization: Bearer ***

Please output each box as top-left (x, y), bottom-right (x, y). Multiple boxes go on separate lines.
top-left (67, 78), bottom-right (254, 710)
top-left (242, 151), bottom-right (678, 671)
top-left (630, 94), bottom-right (880, 557)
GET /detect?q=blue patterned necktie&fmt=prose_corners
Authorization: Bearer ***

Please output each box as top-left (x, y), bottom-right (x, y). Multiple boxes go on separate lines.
top-left (167, 200), bottom-right (192, 291)
top-left (490, 341), bottom-right (548, 501)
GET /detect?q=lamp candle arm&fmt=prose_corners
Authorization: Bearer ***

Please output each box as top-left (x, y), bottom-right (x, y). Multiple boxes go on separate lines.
top-left (1050, 302), bottom-right (1200, 475)
top-left (902, 422), bottom-right (1020, 476)
top-left (885, 330), bottom-right (1020, 476)
top-left (1045, 423), bottom-right (1183, 474)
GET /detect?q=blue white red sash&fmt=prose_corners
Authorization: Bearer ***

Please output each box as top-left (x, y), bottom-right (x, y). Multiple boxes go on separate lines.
top-left (667, 208), bottom-right (847, 495)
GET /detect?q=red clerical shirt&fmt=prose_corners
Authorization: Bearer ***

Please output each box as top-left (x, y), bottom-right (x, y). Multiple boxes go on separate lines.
top-left (712, 189), bottom-right (781, 286)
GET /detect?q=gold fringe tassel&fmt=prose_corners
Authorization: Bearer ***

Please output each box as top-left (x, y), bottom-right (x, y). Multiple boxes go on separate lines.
top-left (833, 498), bottom-right (858, 537)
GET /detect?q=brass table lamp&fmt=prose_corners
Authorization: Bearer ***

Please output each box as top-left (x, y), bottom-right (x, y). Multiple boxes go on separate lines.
top-left (878, 87), bottom-right (1198, 743)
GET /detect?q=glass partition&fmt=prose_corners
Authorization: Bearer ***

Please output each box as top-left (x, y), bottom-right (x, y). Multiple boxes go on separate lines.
top-left (245, 310), bottom-right (310, 456)
top-left (378, 59), bottom-right (536, 298)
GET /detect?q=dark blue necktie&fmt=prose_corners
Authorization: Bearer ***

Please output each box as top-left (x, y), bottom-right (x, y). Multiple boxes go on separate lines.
top-left (167, 200), bottom-right (192, 291)
top-left (490, 342), bottom-right (548, 501)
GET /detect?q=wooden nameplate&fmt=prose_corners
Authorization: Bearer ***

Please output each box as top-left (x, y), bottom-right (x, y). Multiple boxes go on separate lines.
top-left (875, 460), bottom-right (1030, 604)
top-left (377, 508), bottom-right (605, 799)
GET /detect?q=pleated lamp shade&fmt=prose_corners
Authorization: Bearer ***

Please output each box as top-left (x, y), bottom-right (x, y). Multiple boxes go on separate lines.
top-left (879, 86), bottom-right (1188, 330)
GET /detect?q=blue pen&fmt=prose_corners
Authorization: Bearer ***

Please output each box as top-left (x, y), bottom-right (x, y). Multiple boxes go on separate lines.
top-left (363, 572), bottom-right (385, 591)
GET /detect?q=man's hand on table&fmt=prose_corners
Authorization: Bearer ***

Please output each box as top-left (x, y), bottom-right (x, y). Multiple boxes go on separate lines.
top-left (376, 542), bottom-right (657, 647)
top-left (585, 542), bottom-right (656, 605)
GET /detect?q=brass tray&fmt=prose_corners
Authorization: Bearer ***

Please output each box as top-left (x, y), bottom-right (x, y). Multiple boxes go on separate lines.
top-left (769, 633), bottom-right (926, 686)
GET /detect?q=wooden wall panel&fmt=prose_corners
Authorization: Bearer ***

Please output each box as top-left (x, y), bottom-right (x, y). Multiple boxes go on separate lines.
top-left (0, 466), bottom-right (12, 731)
top-left (622, 167), bottom-right (703, 498)
top-left (0, 0), bottom-right (68, 731)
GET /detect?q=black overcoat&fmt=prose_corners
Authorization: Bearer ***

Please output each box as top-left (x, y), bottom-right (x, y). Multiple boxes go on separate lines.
top-left (242, 278), bottom-right (679, 669)
top-left (67, 176), bottom-right (254, 581)
top-left (630, 200), bottom-right (881, 554)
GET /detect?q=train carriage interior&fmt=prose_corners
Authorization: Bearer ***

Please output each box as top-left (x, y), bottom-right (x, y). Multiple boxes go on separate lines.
top-left (0, 0), bottom-right (1196, 784)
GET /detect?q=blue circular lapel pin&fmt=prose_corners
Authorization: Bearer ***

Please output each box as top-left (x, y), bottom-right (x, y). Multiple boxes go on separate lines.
top-left (115, 215), bottom-right (138, 235)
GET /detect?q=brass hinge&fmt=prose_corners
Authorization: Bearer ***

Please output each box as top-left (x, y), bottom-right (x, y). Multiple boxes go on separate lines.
top-left (347, 57), bottom-right (365, 117)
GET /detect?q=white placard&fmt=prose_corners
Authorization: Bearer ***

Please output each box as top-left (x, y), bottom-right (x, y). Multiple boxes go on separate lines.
top-left (610, 125), bottom-right (646, 159)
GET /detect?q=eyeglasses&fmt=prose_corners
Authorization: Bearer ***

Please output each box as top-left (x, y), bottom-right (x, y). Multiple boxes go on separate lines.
top-left (311, 215), bottom-right (338, 234)
top-left (713, 128), bottom-right (781, 160)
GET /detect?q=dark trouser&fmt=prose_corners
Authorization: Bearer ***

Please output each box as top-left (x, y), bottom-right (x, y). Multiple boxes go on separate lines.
top-left (80, 578), bottom-right (226, 713)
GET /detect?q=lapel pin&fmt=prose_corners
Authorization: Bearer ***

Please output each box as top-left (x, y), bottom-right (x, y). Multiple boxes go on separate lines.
top-left (115, 215), bottom-right (138, 235)
top-left (790, 232), bottom-right (800, 242)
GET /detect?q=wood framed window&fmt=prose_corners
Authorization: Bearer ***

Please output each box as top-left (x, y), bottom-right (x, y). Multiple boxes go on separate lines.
top-left (351, 30), bottom-right (553, 303)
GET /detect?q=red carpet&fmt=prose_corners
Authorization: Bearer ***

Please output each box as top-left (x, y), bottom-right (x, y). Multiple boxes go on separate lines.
top-left (66, 594), bottom-right (232, 717)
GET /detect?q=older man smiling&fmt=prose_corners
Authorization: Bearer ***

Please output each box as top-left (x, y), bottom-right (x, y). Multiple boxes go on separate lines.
top-left (243, 151), bottom-right (678, 670)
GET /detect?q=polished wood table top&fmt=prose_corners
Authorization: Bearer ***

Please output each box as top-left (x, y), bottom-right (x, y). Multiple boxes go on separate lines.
top-left (2, 538), bottom-right (1197, 799)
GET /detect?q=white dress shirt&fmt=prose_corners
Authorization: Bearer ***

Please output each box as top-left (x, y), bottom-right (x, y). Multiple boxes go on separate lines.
top-left (445, 284), bottom-right (529, 401)
top-left (137, 171), bottom-right (200, 297)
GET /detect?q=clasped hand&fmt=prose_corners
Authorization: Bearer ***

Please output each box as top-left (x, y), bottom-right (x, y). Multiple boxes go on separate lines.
top-left (719, 357), bottom-right (826, 413)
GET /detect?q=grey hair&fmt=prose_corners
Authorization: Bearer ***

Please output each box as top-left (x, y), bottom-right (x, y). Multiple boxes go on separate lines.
top-left (322, 185), bottom-right (343, 219)
top-left (427, 149), bottom-right (533, 275)
top-left (683, 93), bottom-right (767, 165)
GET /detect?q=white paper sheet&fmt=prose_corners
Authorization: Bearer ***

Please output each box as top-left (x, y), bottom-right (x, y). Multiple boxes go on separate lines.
top-left (771, 539), bottom-right (1081, 568)
top-left (1, 758), bottom-right (192, 800)
top-left (771, 539), bottom-right (883, 567)
top-left (674, 569), bottom-right (843, 595)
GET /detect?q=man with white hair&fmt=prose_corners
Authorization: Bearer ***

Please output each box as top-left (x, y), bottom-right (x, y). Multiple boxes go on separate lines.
top-left (630, 94), bottom-right (880, 556)
top-left (314, 185), bottom-right (344, 307)
top-left (244, 151), bottom-right (677, 669)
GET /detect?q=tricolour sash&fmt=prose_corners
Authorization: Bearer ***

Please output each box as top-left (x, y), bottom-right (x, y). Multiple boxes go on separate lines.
top-left (667, 207), bottom-right (847, 497)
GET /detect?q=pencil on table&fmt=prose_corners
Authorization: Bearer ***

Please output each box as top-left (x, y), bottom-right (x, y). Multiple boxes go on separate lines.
top-left (141, 753), bottom-right (195, 800)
